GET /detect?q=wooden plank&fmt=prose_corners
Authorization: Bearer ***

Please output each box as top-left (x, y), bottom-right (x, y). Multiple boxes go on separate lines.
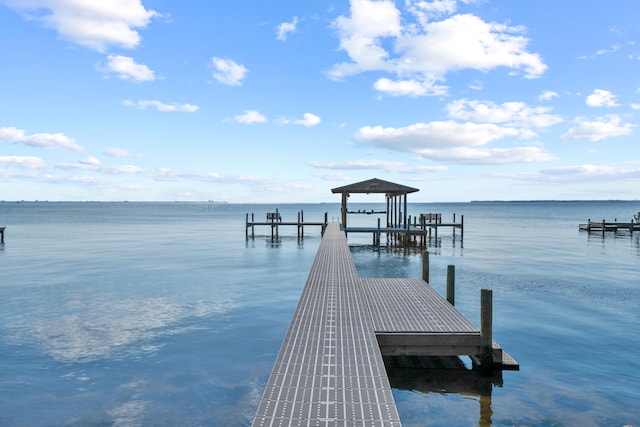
top-left (360, 278), bottom-right (478, 333)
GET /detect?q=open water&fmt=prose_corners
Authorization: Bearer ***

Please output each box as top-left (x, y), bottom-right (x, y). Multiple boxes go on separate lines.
top-left (0, 201), bottom-right (638, 426)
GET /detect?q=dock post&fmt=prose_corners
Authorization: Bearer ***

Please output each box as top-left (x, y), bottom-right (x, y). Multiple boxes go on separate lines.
top-left (461, 215), bottom-right (464, 241)
top-left (446, 265), bottom-right (455, 305)
top-left (602, 219), bottom-right (606, 237)
top-left (297, 211), bottom-right (301, 240)
top-left (245, 213), bottom-right (249, 239)
top-left (480, 289), bottom-right (493, 368)
top-left (422, 250), bottom-right (429, 283)
top-left (252, 213), bottom-right (255, 239)
top-left (323, 212), bottom-right (328, 235)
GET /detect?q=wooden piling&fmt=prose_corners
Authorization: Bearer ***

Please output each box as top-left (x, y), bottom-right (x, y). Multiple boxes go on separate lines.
top-left (422, 250), bottom-right (429, 283)
top-left (480, 289), bottom-right (493, 368)
top-left (446, 265), bottom-right (455, 306)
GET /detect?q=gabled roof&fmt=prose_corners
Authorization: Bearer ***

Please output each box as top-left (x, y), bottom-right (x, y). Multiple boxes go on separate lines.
top-left (331, 178), bottom-right (419, 195)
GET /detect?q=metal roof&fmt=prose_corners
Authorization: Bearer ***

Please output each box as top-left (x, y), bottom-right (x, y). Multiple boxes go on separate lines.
top-left (331, 178), bottom-right (419, 195)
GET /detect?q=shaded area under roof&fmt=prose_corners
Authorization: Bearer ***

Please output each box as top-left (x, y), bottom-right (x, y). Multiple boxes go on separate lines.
top-left (331, 178), bottom-right (419, 196)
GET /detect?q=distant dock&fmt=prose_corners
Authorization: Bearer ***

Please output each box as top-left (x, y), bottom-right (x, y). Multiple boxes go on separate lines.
top-left (253, 223), bottom-right (517, 426)
top-left (245, 209), bottom-right (328, 240)
top-left (344, 212), bottom-right (464, 247)
top-left (579, 213), bottom-right (640, 236)
top-left (0, 226), bottom-right (4, 243)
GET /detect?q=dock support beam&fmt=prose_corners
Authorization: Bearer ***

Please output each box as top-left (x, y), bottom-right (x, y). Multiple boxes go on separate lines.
top-left (480, 289), bottom-right (493, 368)
top-left (446, 265), bottom-right (455, 305)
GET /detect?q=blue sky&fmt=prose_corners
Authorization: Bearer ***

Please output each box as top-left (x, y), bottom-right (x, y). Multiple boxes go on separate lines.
top-left (2, 0), bottom-right (640, 202)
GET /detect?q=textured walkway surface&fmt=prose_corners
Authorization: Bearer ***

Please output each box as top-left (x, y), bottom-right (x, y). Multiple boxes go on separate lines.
top-left (253, 223), bottom-right (401, 426)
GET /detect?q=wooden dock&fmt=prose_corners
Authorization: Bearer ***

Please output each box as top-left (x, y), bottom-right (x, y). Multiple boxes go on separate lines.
top-left (253, 223), bottom-right (517, 426)
top-left (579, 216), bottom-right (640, 236)
top-left (246, 209), bottom-right (328, 241)
top-left (344, 213), bottom-right (464, 247)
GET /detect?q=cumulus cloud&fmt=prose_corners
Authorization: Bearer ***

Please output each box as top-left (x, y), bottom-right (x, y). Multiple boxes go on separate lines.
top-left (0, 126), bottom-right (84, 151)
top-left (353, 121), bottom-right (554, 164)
top-left (276, 16), bottom-right (298, 41)
top-left (355, 121), bottom-right (533, 150)
top-left (4, 0), bottom-right (159, 52)
top-left (122, 100), bottom-right (199, 112)
top-left (562, 114), bottom-right (633, 141)
top-left (585, 89), bottom-right (618, 107)
top-left (329, 1), bottom-right (547, 96)
top-left (0, 155), bottom-right (46, 169)
top-left (101, 55), bottom-right (156, 82)
top-left (234, 110), bottom-right (267, 124)
top-left (282, 113), bottom-right (322, 126)
top-left (446, 99), bottom-right (563, 128)
top-left (539, 90), bottom-right (559, 101)
top-left (373, 77), bottom-right (448, 97)
top-left (211, 57), bottom-right (248, 86)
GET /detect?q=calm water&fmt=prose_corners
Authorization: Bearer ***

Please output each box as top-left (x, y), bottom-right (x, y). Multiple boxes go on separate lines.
top-left (0, 201), bottom-right (638, 426)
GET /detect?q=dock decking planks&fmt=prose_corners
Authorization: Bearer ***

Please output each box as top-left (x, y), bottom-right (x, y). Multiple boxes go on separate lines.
top-left (253, 222), bottom-right (517, 426)
top-left (253, 223), bottom-right (401, 426)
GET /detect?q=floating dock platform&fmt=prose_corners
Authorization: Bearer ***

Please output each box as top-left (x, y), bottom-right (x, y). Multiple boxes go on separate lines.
top-left (253, 223), bottom-right (517, 426)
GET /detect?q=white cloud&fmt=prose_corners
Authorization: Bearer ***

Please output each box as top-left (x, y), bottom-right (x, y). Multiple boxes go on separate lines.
top-left (4, 0), bottom-right (158, 52)
top-left (329, 2), bottom-right (547, 96)
top-left (211, 57), bottom-right (248, 86)
top-left (102, 55), bottom-right (155, 82)
top-left (535, 163), bottom-right (640, 182)
top-left (373, 77), bottom-right (448, 97)
top-left (282, 113), bottom-right (322, 126)
top-left (308, 159), bottom-right (446, 173)
top-left (80, 156), bottom-right (101, 166)
top-left (539, 90), bottom-right (559, 101)
top-left (355, 121), bottom-right (533, 150)
top-left (276, 16), bottom-right (298, 41)
top-left (234, 110), bottom-right (267, 124)
top-left (586, 89), bottom-right (618, 107)
top-left (57, 160), bottom-right (143, 175)
top-left (0, 126), bottom-right (84, 151)
top-left (104, 147), bottom-right (134, 158)
top-left (417, 146), bottom-right (555, 164)
top-left (122, 100), bottom-right (199, 112)
top-left (562, 114), bottom-right (634, 141)
top-left (446, 99), bottom-right (563, 128)
top-left (353, 121), bottom-right (554, 164)
top-left (0, 155), bottom-right (46, 169)
top-left (407, 0), bottom-right (459, 23)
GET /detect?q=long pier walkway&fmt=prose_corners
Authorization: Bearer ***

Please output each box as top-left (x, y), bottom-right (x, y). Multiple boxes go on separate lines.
top-left (253, 223), bottom-right (516, 426)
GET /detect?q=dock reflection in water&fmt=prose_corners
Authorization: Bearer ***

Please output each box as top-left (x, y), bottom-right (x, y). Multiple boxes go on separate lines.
top-left (384, 355), bottom-right (500, 427)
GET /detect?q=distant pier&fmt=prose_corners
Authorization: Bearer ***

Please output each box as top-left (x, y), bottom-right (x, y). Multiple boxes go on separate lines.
top-left (0, 226), bottom-right (4, 243)
top-left (579, 213), bottom-right (640, 236)
top-left (245, 209), bottom-right (328, 240)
